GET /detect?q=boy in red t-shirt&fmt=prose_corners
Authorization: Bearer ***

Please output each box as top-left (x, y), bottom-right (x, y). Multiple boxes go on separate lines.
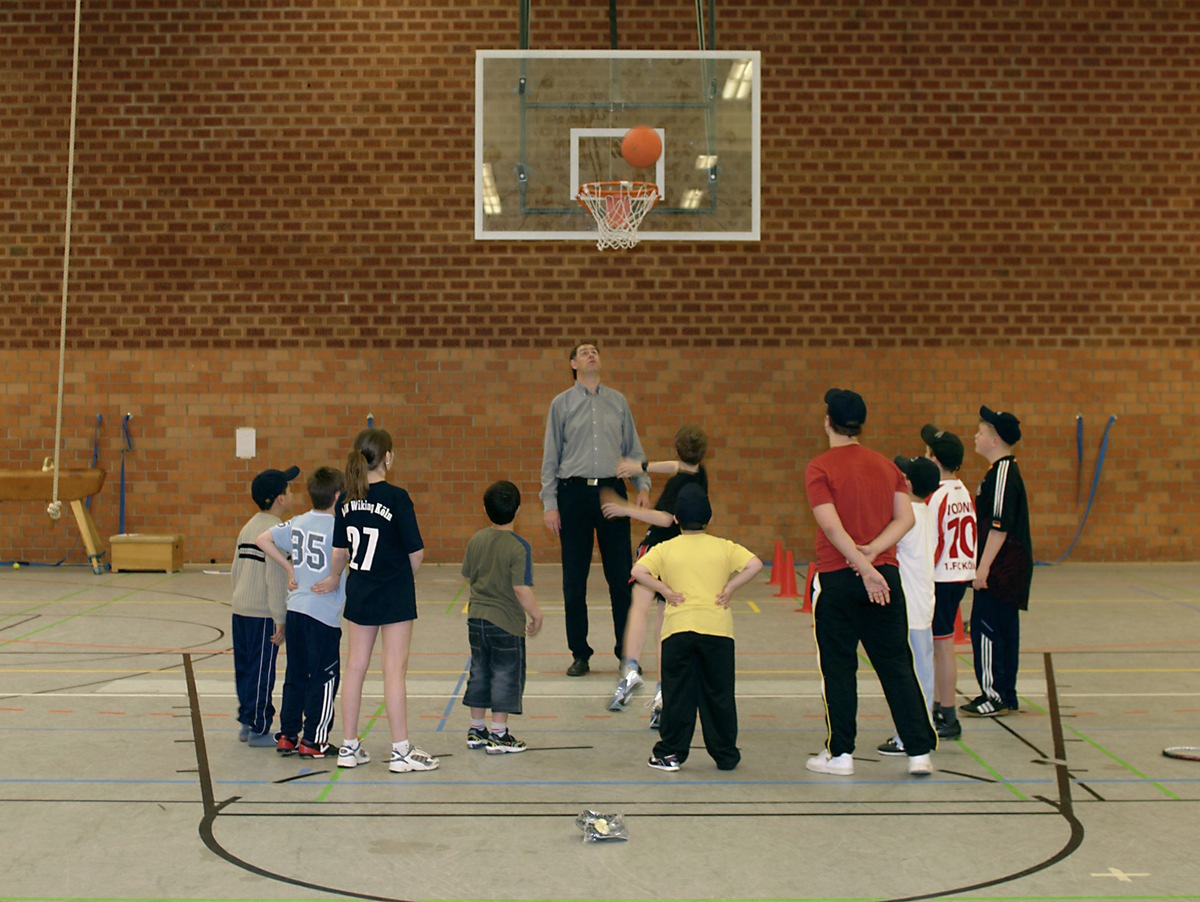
top-left (803, 388), bottom-right (939, 778)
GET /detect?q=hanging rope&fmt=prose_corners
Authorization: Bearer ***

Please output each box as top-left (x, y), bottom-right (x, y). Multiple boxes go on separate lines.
top-left (119, 413), bottom-right (134, 535)
top-left (1042, 415), bottom-right (1118, 565)
top-left (48, 0), bottom-right (85, 522)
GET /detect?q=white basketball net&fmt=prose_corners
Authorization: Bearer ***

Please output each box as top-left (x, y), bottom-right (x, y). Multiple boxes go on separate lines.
top-left (576, 181), bottom-right (660, 250)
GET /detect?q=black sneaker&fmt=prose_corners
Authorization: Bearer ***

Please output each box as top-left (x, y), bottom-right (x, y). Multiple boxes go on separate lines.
top-left (647, 753), bottom-right (681, 772)
top-left (485, 730), bottom-right (527, 755)
top-left (936, 717), bottom-right (963, 739)
top-left (960, 695), bottom-right (1010, 717)
top-left (876, 737), bottom-right (906, 756)
top-left (466, 726), bottom-right (490, 749)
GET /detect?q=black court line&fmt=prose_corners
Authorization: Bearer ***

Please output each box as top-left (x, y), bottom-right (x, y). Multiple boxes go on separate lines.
top-left (881, 652), bottom-right (1086, 902)
top-left (0, 614), bottom-right (40, 633)
top-left (223, 809), bottom-right (1063, 820)
top-left (180, 649), bottom-right (1093, 902)
top-left (183, 652), bottom-right (416, 902)
top-left (272, 770), bottom-right (330, 783)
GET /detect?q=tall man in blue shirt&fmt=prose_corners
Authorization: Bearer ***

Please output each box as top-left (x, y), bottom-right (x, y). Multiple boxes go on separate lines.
top-left (541, 341), bottom-right (651, 677)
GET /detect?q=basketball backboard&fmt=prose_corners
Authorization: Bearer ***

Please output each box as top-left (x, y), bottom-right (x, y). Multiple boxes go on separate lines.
top-left (475, 50), bottom-right (760, 243)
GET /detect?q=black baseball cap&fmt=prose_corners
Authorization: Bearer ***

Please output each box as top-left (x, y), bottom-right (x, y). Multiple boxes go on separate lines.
top-left (674, 483), bottom-right (713, 529)
top-left (894, 455), bottom-right (941, 498)
top-left (824, 388), bottom-right (867, 431)
top-left (920, 423), bottom-right (964, 470)
top-left (980, 406), bottom-right (1022, 445)
top-left (251, 465), bottom-right (300, 509)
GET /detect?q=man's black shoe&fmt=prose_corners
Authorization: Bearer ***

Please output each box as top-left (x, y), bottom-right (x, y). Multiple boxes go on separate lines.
top-left (566, 657), bottom-right (590, 677)
top-left (936, 718), bottom-right (962, 739)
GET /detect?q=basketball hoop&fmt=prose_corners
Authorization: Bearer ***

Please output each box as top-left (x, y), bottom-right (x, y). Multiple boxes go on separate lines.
top-left (576, 181), bottom-right (659, 250)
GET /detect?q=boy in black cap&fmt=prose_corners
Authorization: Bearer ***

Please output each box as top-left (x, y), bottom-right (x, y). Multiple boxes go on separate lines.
top-left (961, 406), bottom-right (1033, 717)
top-left (231, 465), bottom-right (299, 745)
top-left (872, 455), bottom-right (940, 756)
top-left (632, 483), bottom-right (761, 772)
top-left (921, 423), bottom-right (976, 739)
top-left (804, 389), bottom-right (938, 777)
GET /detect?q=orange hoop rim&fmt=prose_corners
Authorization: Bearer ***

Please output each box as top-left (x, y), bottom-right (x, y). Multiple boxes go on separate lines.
top-left (576, 181), bottom-right (660, 204)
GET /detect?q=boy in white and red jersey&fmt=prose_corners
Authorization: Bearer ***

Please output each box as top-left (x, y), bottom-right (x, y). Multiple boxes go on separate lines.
top-left (921, 424), bottom-right (976, 739)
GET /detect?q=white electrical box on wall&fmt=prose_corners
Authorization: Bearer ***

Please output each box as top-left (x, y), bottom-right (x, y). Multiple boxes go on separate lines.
top-left (236, 427), bottom-right (256, 459)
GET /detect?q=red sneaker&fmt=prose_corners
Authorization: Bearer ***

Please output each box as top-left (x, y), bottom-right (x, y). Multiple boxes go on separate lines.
top-left (275, 733), bottom-right (298, 756)
top-left (297, 739), bottom-right (331, 759)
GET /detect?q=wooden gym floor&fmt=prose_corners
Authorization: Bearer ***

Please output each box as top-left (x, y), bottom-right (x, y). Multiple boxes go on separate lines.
top-left (1, 560), bottom-right (1198, 902)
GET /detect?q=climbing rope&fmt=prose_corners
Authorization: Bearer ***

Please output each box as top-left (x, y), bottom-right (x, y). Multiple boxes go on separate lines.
top-left (48, 0), bottom-right (84, 522)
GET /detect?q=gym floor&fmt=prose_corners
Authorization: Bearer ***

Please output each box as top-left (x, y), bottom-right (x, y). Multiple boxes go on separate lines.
top-left (1, 560), bottom-right (1197, 902)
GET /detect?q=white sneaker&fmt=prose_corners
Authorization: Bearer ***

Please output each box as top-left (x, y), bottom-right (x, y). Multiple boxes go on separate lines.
top-left (608, 669), bottom-right (645, 710)
top-left (389, 741), bottom-right (440, 773)
top-left (907, 753), bottom-right (934, 776)
top-left (647, 690), bottom-right (663, 730)
top-left (337, 740), bottom-right (370, 768)
top-left (806, 749), bottom-right (854, 776)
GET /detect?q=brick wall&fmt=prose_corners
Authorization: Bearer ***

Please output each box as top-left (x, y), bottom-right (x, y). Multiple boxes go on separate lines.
top-left (2, 0), bottom-right (1197, 567)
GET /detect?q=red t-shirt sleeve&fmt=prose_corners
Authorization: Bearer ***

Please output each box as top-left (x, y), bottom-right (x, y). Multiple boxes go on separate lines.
top-left (805, 460), bottom-right (833, 508)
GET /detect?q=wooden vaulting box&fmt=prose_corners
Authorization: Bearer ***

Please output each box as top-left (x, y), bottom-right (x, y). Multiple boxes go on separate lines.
top-left (110, 534), bottom-right (185, 573)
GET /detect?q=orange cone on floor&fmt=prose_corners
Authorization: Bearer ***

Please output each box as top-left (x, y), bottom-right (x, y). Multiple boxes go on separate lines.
top-left (767, 540), bottom-right (784, 585)
top-left (954, 607), bottom-right (969, 645)
top-left (773, 550), bottom-right (798, 598)
top-left (797, 561), bottom-right (816, 613)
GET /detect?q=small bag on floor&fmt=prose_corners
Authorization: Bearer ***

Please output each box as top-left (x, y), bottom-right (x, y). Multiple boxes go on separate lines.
top-left (576, 809), bottom-right (629, 842)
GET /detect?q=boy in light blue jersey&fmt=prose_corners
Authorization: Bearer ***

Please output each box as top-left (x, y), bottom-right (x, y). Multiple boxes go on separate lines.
top-left (256, 466), bottom-right (347, 758)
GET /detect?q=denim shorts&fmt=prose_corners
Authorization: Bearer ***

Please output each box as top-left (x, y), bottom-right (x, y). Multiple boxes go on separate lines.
top-left (462, 618), bottom-right (526, 714)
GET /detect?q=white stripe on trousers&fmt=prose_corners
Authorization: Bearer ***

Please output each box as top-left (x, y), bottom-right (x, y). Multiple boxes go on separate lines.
top-left (312, 675), bottom-right (336, 745)
top-left (252, 619), bottom-right (276, 733)
top-left (979, 633), bottom-right (1000, 702)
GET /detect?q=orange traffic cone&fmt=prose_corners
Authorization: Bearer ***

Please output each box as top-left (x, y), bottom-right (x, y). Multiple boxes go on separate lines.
top-left (774, 550), bottom-right (798, 598)
top-left (954, 607), bottom-right (969, 645)
top-left (797, 561), bottom-right (816, 613)
top-left (767, 540), bottom-right (784, 585)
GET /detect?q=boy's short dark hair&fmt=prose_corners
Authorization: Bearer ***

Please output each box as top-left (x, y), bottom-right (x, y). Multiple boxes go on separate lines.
top-left (674, 424), bottom-right (708, 465)
top-left (483, 480), bottom-right (521, 525)
top-left (307, 466), bottom-right (345, 510)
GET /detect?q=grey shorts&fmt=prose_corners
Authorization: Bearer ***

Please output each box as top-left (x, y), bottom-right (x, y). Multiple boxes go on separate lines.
top-left (462, 618), bottom-right (526, 714)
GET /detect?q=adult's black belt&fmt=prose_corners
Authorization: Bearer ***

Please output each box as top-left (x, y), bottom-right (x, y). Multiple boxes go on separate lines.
top-left (560, 476), bottom-right (622, 487)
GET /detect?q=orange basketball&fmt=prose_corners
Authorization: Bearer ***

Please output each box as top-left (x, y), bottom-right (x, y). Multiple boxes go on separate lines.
top-left (621, 126), bottom-right (662, 169)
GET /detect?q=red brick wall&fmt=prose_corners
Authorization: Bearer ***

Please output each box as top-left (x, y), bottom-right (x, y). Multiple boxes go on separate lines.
top-left (2, 1), bottom-right (1197, 567)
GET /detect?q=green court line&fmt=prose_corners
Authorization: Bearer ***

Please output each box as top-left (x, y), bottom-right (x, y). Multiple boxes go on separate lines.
top-left (1017, 695), bottom-right (1180, 800)
top-left (0, 574), bottom-right (180, 646)
top-left (442, 581), bottom-right (466, 614)
top-left (953, 736), bottom-right (1030, 801)
top-left (312, 700), bottom-right (388, 803)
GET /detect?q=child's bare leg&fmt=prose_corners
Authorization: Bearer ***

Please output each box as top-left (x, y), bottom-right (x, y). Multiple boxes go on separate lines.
top-left (934, 637), bottom-right (957, 708)
top-left (620, 583), bottom-right (657, 673)
top-left (379, 620), bottom-right (413, 745)
top-left (341, 623), bottom-right (378, 743)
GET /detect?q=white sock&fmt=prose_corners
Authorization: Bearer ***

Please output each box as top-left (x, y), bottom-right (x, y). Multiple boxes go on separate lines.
top-left (343, 737), bottom-right (359, 749)
top-left (393, 740), bottom-right (411, 754)
top-left (470, 719), bottom-right (486, 731)
top-left (490, 723), bottom-right (507, 736)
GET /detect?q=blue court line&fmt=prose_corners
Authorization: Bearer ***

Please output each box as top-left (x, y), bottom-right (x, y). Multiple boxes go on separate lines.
top-left (434, 656), bottom-right (471, 733)
top-left (3, 775), bottom-right (1199, 788)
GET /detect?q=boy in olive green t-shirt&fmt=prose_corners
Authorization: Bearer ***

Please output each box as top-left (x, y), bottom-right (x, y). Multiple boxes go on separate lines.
top-left (460, 480), bottom-right (544, 755)
top-left (632, 484), bottom-right (762, 772)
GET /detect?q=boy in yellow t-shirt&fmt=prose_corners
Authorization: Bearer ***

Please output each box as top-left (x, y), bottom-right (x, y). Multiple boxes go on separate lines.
top-left (631, 484), bottom-right (762, 772)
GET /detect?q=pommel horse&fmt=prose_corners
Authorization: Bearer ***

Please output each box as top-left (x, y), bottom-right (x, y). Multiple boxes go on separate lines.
top-left (0, 467), bottom-right (107, 574)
